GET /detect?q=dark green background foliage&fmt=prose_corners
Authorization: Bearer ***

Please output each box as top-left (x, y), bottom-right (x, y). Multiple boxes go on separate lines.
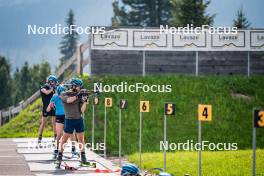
top-left (0, 56), bottom-right (51, 109)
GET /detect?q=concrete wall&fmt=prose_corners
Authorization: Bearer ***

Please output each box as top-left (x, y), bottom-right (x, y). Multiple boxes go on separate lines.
top-left (91, 50), bottom-right (264, 75)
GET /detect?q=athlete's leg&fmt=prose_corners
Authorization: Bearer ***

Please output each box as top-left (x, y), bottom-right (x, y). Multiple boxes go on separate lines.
top-left (52, 116), bottom-right (57, 140)
top-left (56, 132), bottom-right (70, 164)
top-left (77, 132), bottom-right (87, 163)
top-left (38, 116), bottom-right (48, 142)
top-left (56, 123), bottom-right (64, 151)
top-left (70, 133), bottom-right (77, 153)
top-left (57, 118), bottom-right (74, 162)
top-left (76, 132), bottom-right (85, 152)
top-left (74, 117), bottom-right (86, 162)
top-left (59, 132), bottom-right (71, 154)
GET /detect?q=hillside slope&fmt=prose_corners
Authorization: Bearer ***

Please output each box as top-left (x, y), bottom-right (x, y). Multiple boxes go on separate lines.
top-left (0, 75), bottom-right (263, 156)
top-left (0, 99), bottom-right (53, 137)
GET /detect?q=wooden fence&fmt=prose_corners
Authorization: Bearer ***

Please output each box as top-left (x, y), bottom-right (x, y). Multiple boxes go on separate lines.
top-left (0, 41), bottom-right (90, 126)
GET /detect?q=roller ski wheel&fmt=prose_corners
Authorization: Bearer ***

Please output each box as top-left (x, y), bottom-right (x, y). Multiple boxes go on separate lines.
top-left (80, 161), bottom-right (96, 168)
top-left (54, 159), bottom-right (62, 169)
top-left (35, 139), bottom-right (42, 149)
top-left (64, 162), bottom-right (77, 171)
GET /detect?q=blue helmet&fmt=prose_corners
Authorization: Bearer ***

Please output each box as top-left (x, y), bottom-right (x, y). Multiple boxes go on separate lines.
top-left (121, 163), bottom-right (140, 176)
top-left (47, 75), bottom-right (58, 83)
top-left (56, 85), bottom-right (65, 95)
top-left (70, 78), bottom-right (83, 87)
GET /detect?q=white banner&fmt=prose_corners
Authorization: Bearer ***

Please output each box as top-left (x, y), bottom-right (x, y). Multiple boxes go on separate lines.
top-left (91, 28), bottom-right (264, 51)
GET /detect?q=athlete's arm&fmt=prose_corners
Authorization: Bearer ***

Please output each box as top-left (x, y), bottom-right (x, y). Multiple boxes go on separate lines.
top-left (47, 95), bottom-right (55, 112)
top-left (46, 102), bottom-right (53, 112)
top-left (41, 87), bottom-right (53, 95)
top-left (66, 96), bottom-right (78, 103)
top-left (80, 102), bottom-right (87, 113)
top-left (61, 92), bottom-right (77, 104)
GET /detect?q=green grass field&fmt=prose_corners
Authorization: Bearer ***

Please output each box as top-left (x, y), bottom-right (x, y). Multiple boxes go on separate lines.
top-left (128, 150), bottom-right (264, 176)
top-left (0, 75), bottom-right (264, 156)
top-left (0, 99), bottom-right (53, 138)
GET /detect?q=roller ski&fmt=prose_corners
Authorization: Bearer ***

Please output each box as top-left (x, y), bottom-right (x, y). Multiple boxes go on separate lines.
top-left (63, 162), bottom-right (78, 171)
top-left (79, 161), bottom-right (96, 168)
top-left (55, 153), bottom-right (62, 169)
top-left (79, 152), bottom-right (96, 168)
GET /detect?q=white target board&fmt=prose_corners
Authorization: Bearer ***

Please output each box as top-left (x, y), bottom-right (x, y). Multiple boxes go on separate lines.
top-left (91, 28), bottom-right (264, 51)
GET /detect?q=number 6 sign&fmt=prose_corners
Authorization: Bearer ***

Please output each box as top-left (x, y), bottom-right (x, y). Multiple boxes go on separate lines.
top-left (140, 101), bottom-right (150, 112)
top-left (198, 104), bottom-right (212, 121)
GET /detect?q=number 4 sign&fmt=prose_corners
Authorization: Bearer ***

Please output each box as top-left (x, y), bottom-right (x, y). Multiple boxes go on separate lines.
top-left (198, 104), bottom-right (212, 121)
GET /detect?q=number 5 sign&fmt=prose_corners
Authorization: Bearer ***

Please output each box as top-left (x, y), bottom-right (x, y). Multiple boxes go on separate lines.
top-left (254, 109), bottom-right (264, 128)
top-left (140, 101), bottom-right (150, 112)
top-left (164, 103), bottom-right (175, 115)
top-left (198, 104), bottom-right (212, 121)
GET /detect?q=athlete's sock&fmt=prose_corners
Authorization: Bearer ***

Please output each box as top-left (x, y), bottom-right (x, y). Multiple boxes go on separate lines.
top-left (38, 135), bottom-right (42, 143)
top-left (57, 152), bottom-right (63, 160)
top-left (81, 152), bottom-right (87, 163)
top-left (53, 149), bottom-right (58, 155)
top-left (71, 145), bottom-right (76, 152)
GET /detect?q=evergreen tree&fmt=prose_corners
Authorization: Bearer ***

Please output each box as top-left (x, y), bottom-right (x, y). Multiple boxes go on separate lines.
top-left (111, 0), bottom-right (172, 27)
top-left (12, 68), bottom-right (21, 104)
top-left (19, 62), bottom-right (31, 99)
top-left (233, 6), bottom-right (250, 29)
top-left (170, 0), bottom-right (215, 27)
top-left (59, 9), bottom-right (79, 65)
top-left (12, 61), bottom-right (51, 105)
top-left (0, 56), bottom-right (12, 109)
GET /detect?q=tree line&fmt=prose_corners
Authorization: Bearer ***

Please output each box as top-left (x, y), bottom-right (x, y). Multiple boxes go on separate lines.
top-left (112, 0), bottom-right (250, 28)
top-left (0, 1), bottom-right (252, 109)
top-left (0, 57), bottom-right (51, 109)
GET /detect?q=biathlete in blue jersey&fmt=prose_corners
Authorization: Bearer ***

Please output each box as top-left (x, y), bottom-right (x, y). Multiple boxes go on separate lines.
top-left (47, 85), bottom-right (78, 157)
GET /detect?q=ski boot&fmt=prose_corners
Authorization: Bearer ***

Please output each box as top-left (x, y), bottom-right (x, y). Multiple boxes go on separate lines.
top-left (53, 149), bottom-right (58, 159)
top-left (80, 152), bottom-right (96, 168)
top-left (71, 146), bottom-right (80, 158)
top-left (55, 152), bottom-right (62, 169)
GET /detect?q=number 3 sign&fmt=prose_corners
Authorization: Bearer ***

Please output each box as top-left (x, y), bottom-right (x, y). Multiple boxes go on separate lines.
top-left (198, 104), bottom-right (212, 121)
top-left (254, 109), bottom-right (264, 128)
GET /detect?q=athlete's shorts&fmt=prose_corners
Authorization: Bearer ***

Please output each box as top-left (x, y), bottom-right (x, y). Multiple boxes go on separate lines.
top-left (64, 118), bottom-right (84, 134)
top-left (56, 115), bottom-right (65, 124)
top-left (42, 108), bottom-right (55, 117)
